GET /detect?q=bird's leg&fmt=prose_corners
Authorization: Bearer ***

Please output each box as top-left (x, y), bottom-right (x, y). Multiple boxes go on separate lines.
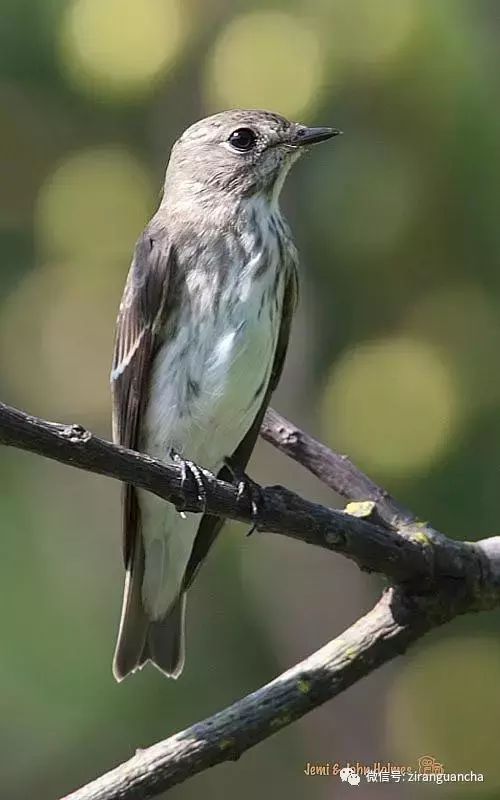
top-left (169, 448), bottom-right (208, 515)
top-left (223, 457), bottom-right (264, 536)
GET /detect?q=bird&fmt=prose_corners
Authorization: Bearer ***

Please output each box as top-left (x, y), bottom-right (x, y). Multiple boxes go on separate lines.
top-left (111, 109), bottom-right (338, 681)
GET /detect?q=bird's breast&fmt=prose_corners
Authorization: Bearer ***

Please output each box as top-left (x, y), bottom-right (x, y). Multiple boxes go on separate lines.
top-left (143, 233), bottom-right (287, 470)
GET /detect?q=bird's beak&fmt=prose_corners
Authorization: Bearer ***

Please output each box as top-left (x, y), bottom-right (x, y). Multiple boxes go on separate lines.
top-left (290, 126), bottom-right (342, 147)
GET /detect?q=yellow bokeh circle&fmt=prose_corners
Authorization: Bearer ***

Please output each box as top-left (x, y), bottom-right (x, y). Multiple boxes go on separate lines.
top-left (59, 0), bottom-right (186, 100)
top-left (321, 336), bottom-right (460, 477)
top-left (35, 146), bottom-right (154, 273)
top-left (314, 0), bottom-right (418, 68)
top-left (205, 11), bottom-right (325, 119)
top-left (0, 264), bottom-right (120, 417)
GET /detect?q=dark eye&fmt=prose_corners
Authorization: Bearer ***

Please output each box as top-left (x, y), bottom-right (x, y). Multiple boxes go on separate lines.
top-left (228, 128), bottom-right (257, 152)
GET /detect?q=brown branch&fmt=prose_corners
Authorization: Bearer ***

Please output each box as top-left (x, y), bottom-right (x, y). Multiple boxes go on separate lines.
top-left (0, 401), bottom-right (433, 582)
top-left (61, 577), bottom-right (500, 800)
top-left (1, 399), bottom-right (500, 800)
top-left (261, 408), bottom-right (416, 529)
top-left (0, 401), bottom-right (485, 585)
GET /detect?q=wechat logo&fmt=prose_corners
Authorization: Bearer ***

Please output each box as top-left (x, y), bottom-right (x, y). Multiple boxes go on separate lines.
top-left (339, 767), bottom-right (361, 787)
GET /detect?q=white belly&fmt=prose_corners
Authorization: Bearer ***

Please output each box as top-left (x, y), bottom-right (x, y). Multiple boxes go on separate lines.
top-left (139, 259), bottom-right (285, 619)
top-left (145, 276), bottom-right (282, 466)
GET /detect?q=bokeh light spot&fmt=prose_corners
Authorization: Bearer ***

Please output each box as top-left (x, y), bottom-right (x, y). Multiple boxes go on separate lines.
top-left (205, 12), bottom-right (325, 119)
top-left (35, 146), bottom-right (154, 273)
top-left (0, 263), bottom-right (121, 418)
top-left (59, 0), bottom-right (186, 100)
top-left (388, 636), bottom-right (500, 781)
top-left (313, 0), bottom-right (419, 68)
top-left (321, 336), bottom-right (460, 477)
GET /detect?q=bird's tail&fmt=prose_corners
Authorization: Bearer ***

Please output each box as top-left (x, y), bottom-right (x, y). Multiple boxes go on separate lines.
top-left (112, 542), bottom-right (186, 681)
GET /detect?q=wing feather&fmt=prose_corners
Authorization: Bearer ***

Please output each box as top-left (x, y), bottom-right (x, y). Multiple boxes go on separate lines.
top-left (111, 230), bottom-right (174, 566)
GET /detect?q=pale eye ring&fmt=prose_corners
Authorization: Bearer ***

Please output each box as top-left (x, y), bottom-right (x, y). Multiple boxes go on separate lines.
top-left (228, 127), bottom-right (257, 152)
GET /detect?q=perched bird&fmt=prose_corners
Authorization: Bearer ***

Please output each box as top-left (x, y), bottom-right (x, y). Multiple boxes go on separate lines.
top-left (111, 109), bottom-right (338, 681)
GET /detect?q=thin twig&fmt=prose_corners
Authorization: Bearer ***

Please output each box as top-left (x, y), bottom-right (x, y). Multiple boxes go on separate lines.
top-left (261, 408), bottom-right (415, 528)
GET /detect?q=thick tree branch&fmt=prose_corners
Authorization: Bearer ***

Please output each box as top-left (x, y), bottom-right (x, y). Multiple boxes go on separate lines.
top-left (0, 401), bottom-right (491, 585)
top-left (1, 399), bottom-right (500, 800)
top-left (61, 577), bottom-right (500, 800)
top-left (0, 401), bottom-right (432, 582)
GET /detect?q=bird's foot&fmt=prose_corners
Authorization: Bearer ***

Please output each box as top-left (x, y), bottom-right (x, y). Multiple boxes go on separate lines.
top-left (169, 448), bottom-right (208, 515)
top-left (223, 457), bottom-right (264, 536)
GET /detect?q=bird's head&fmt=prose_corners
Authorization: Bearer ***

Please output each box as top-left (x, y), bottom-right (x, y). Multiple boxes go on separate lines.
top-left (163, 109), bottom-right (340, 208)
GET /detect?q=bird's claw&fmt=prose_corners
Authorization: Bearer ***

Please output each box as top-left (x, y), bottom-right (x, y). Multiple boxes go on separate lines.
top-left (224, 457), bottom-right (264, 536)
top-left (169, 448), bottom-right (208, 514)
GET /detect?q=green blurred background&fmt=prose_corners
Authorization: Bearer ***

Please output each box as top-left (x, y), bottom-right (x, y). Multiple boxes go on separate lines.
top-left (1, 0), bottom-right (500, 797)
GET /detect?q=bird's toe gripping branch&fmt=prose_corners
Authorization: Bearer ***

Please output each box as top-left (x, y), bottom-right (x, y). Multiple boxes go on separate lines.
top-left (223, 457), bottom-right (264, 535)
top-left (169, 448), bottom-right (208, 515)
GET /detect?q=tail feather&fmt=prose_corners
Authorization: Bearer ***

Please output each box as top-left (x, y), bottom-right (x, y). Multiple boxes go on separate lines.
top-left (113, 540), bottom-right (186, 681)
top-left (146, 594), bottom-right (186, 679)
top-left (113, 542), bottom-right (149, 681)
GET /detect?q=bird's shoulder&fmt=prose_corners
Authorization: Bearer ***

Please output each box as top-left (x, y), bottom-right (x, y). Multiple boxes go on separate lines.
top-left (111, 224), bottom-right (174, 380)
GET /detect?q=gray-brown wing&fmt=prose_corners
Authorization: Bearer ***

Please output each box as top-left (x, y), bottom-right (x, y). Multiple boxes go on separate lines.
top-left (111, 230), bottom-right (174, 567)
top-left (182, 269), bottom-right (299, 591)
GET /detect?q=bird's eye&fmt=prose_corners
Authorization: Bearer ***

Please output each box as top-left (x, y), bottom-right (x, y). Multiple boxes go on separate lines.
top-left (228, 128), bottom-right (257, 152)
